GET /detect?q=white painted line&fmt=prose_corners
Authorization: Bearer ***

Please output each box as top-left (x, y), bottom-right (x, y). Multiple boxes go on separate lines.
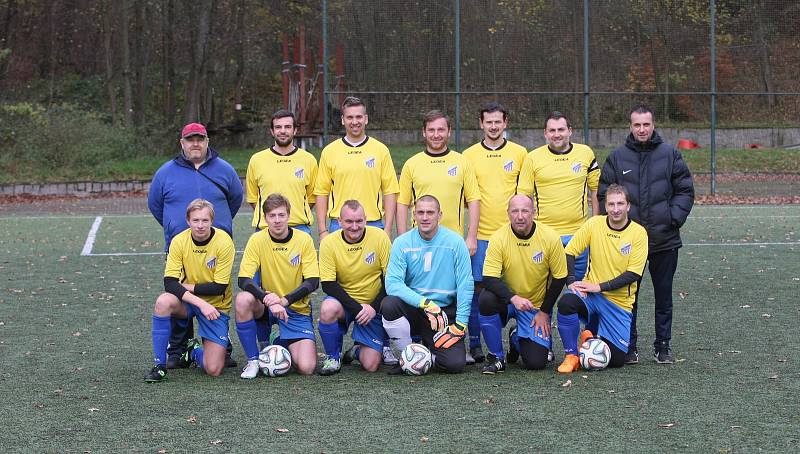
top-left (689, 215), bottom-right (800, 219)
top-left (84, 250), bottom-right (246, 257)
top-left (80, 216), bottom-right (103, 256)
top-left (0, 213), bottom-right (256, 220)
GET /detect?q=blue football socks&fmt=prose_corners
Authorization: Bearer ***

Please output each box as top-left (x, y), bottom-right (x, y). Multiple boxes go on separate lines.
top-left (151, 315), bottom-right (172, 366)
top-left (557, 312), bottom-right (580, 355)
top-left (318, 320), bottom-right (342, 360)
top-left (479, 313), bottom-right (505, 360)
top-left (236, 319), bottom-right (260, 360)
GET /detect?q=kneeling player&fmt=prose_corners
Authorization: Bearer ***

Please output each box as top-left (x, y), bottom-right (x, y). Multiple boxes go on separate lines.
top-left (556, 184), bottom-right (648, 372)
top-left (145, 199), bottom-right (235, 382)
top-left (478, 195), bottom-right (567, 373)
top-left (235, 194), bottom-right (320, 377)
top-left (381, 195), bottom-right (473, 374)
top-left (317, 200), bottom-right (392, 375)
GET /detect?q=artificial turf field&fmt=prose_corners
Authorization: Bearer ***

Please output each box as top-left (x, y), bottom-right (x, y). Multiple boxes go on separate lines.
top-left (1, 205), bottom-right (798, 453)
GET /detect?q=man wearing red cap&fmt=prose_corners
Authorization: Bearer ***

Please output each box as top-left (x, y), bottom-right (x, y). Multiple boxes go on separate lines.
top-left (148, 122), bottom-right (244, 369)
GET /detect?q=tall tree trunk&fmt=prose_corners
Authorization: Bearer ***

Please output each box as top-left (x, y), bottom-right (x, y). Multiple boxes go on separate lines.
top-left (161, 0), bottom-right (175, 124)
top-left (103, 1), bottom-right (118, 126)
top-left (233, 0), bottom-right (245, 124)
top-left (184, 0), bottom-right (214, 123)
top-left (46, 1), bottom-right (58, 107)
top-left (120, 0), bottom-right (134, 128)
top-left (133, 0), bottom-right (148, 127)
top-left (754, 0), bottom-right (776, 108)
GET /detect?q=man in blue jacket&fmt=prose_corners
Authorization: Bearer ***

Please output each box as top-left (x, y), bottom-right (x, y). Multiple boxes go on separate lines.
top-left (148, 123), bottom-right (244, 369)
top-left (598, 105), bottom-right (694, 365)
top-left (381, 195), bottom-right (473, 374)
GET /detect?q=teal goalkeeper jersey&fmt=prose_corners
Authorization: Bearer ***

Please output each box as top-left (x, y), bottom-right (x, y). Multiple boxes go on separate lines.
top-left (385, 226), bottom-right (473, 325)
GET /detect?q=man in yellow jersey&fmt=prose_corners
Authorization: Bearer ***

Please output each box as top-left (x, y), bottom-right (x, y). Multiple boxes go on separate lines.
top-left (518, 111), bottom-right (600, 281)
top-left (397, 110), bottom-right (480, 250)
top-left (246, 110), bottom-right (318, 235)
top-left (317, 200), bottom-right (392, 375)
top-left (234, 194), bottom-right (320, 377)
top-left (555, 184), bottom-right (648, 373)
top-left (145, 199), bottom-right (235, 382)
top-left (462, 102), bottom-right (528, 363)
top-left (314, 96), bottom-right (399, 241)
top-left (478, 195), bottom-right (567, 374)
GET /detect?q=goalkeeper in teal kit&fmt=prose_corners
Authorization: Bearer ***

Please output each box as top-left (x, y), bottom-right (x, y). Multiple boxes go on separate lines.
top-left (381, 195), bottom-right (473, 374)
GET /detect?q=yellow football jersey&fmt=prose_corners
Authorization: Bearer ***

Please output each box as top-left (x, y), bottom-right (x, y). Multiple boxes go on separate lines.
top-left (462, 139), bottom-right (528, 240)
top-left (565, 216), bottom-right (648, 312)
top-left (246, 147), bottom-right (318, 229)
top-left (238, 228), bottom-right (320, 315)
top-left (398, 149), bottom-right (480, 234)
top-left (483, 222), bottom-right (567, 307)
top-left (319, 226), bottom-right (391, 305)
top-left (518, 143), bottom-right (600, 235)
top-left (164, 228), bottom-right (235, 312)
top-left (313, 136), bottom-right (399, 221)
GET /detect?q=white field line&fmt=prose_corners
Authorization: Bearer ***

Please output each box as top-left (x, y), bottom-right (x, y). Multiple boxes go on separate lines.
top-left (80, 216), bottom-right (103, 256)
top-left (684, 241), bottom-right (798, 247)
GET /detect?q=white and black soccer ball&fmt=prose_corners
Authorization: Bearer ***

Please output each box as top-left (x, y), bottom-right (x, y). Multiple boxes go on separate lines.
top-left (399, 343), bottom-right (432, 376)
top-left (258, 344), bottom-right (292, 377)
top-left (579, 338), bottom-right (611, 370)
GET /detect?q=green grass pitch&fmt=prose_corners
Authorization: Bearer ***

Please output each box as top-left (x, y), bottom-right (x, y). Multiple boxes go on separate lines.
top-left (1, 206), bottom-right (798, 452)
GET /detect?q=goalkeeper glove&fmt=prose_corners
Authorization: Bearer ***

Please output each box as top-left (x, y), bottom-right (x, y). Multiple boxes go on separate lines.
top-left (433, 321), bottom-right (466, 349)
top-left (419, 299), bottom-right (448, 332)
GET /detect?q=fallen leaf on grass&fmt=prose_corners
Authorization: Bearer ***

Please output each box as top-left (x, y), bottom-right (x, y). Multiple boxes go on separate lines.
top-left (768, 375), bottom-right (779, 380)
top-left (158, 450), bottom-right (167, 454)
top-left (209, 440), bottom-right (223, 445)
top-left (186, 416), bottom-right (197, 424)
top-left (761, 313), bottom-right (772, 318)
top-left (678, 292), bottom-right (688, 299)
top-left (777, 358), bottom-right (787, 363)
top-left (483, 396), bottom-right (495, 404)
top-left (420, 437), bottom-right (429, 443)
top-left (607, 390), bottom-right (616, 394)
top-left (739, 305), bottom-right (751, 309)
top-left (72, 331), bottom-right (81, 337)
top-left (88, 407), bottom-right (99, 412)
top-left (658, 423), bottom-right (675, 429)
top-left (276, 428), bottom-right (289, 433)
top-left (54, 388), bottom-right (63, 395)
top-left (730, 425), bottom-right (742, 429)
top-left (33, 402), bottom-right (44, 409)
top-left (562, 379), bottom-right (572, 388)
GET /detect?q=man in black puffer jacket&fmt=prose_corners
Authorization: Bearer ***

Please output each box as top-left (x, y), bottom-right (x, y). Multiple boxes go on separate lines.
top-left (598, 105), bottom-right (694, 365)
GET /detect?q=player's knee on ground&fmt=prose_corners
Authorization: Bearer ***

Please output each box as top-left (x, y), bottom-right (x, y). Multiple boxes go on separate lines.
top-left (603, 337), bottom-right (626, 368)
top-left (557, 292), bottom-right (587, 319)
top-left (434, 345), bottom-right (466, 374)
top-left (478, 289), bottom-right (506, 318)
top-left (380, 295), bottom-right (406, 320)
top-left (319, 298), bottom-right (342, 323)
top-left (359, 346), bottom-right (382, 372)
top-left (289, 339), bottom-right (317, 375)
top-left (519, 338), bottom-right (549, 370)
top-left (154, 292), bottom-right (179, 315)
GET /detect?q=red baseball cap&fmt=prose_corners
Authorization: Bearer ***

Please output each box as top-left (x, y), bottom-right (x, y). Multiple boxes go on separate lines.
top-left (181, 123), bottom-right (208, 139)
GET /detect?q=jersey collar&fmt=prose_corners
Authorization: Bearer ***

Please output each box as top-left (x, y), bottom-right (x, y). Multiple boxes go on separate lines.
top-left (191, 227), bottom-right (216, 246)
top-left (342, 136), bottom-right (369, 147)
top-left (480, 138), bottom-right (507, 151)
top-left (547, 143), bottom-right (573, 155)
top-left (341, 228), bottom-right (367, 245)
top-left (423, 148), bottom-right (451, 158)
top-left (268, 227), bottom-right (294, 243)
top-left (606, 217), bottom-right (632, 232)
top-left (511, 222), bottom-right (536, 240)
top-left (270, 145), bottom-right (298, 156)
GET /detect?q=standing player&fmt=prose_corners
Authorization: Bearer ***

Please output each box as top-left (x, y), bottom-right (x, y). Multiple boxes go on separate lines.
top-left (148, 122), bottom-right (243, 369)
top-left (145, 199), bottom-right (235, 382)
top-left (314, 96), bottom-right (399, 240)
top-left (599, 105), bottom-right (694, 364)
top-left (397, 110), bottom-right (480, 250)
top-left (463, 102), bottom-right (528, 363)
top-left (317, 200), bottom-right (392, 375)
top-left (381, 195), bottom-right (473, 374)
top-left (246, 110), bottom-right (318, 235)
top-left (518, 111), bottom-right (600, 281)
top-left (555, 184), bottom-right (648, 373)
top-left (478, 195), bottom-right (567, 373)
top-left (234, 194), bottom-right (320, 377)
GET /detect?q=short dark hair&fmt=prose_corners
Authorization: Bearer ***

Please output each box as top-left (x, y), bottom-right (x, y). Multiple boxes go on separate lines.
top-left (423, 110), bottom-right (450, 129)
top-left (630, 104), bottom-right (655, 122)
top-left (415, 194), bottom-right (441, 212)
top-left (605, 184), bottom-right (630, 203)
top-left (479, 101), bottom-right (508, 121)
top-left (270, 109), bottom-right (296, 129)
top-left (262, 193), bottom-right (291, 216)
top-left (341, 96), bottom-right (366, 111)
top-left (341, 199), bottom-right (364, 213)
top-left (544, 111), bottom-right (571, 129)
